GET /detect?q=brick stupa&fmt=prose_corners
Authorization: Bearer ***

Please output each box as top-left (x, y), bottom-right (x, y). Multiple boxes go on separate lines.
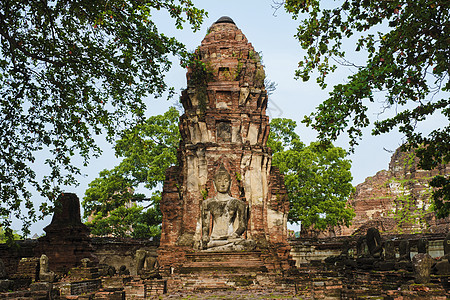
top-left (35, 193), bottom-right (97, 274)
top-left (158, 17), bottom-right (293, 289)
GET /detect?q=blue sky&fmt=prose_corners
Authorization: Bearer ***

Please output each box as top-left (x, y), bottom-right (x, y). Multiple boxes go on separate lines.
top-left (23, 0), bottom-right (446, 235)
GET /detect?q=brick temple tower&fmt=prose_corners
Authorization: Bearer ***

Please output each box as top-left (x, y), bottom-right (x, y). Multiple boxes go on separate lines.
top-left (158, 17), bottom-right (292, 280)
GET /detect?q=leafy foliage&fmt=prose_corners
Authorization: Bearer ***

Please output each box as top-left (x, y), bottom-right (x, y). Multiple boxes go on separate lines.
top-left (87, 205), bottom-right (162, 238)
top-left (280, 0), bottom-right (450, 217)
top-left (0, 227), bottom-right (20, 244)
top-left (0, 0), bottom-right (206, 241)
top-left (431, 175), bottom-right (450, 218)
top-left (390, 179), bottom-right (430, 233)
top-left (184, 56), bottom-right (216, 112)
top-left (269, 118), bottom-right (355, 230)
top-left (82, 107), bottom-right (180, 238)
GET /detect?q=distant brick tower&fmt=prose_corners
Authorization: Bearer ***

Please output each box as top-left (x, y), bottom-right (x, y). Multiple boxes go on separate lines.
top-left (159, 16), bottom-right (291, 276)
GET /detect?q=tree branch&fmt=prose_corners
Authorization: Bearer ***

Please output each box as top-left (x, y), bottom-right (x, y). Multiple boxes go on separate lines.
top-left (0, 12), bottom-right (62, 66)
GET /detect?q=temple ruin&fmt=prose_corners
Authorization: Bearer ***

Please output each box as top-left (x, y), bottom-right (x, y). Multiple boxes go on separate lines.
top-left (336, 148), bottom-right (450, 236)
top-left (1, 16), bottom-right (450, 299)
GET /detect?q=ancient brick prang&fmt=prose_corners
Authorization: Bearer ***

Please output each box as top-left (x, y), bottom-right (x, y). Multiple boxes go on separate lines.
top-left (159, 16), bottom-right (290, 274)
top-left (336, 147), bottom-right (450, 236)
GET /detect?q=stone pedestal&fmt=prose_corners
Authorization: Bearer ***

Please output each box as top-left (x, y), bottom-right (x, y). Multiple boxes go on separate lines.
top-left (166, 251), bottom-right (296, 293)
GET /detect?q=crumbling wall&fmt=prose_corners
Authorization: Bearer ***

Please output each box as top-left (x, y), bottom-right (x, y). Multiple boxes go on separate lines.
top-left (289, 233), bottom-right (446, 267)
top-left (0, 237), bottom-right (157, 279)
top-left (91, 237), bottom-right (159, 276)
top-left (0, 240), bottom-right (37, 276)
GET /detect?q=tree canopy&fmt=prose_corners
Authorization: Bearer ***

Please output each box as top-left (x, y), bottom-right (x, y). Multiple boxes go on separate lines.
top-left (82, 107), bottom-right (180, 238)
top-left (0, 0), bottom-right (206, 240)
top-left (280, 0), bottom-right (449, 216)
top-left (268, 118), bottom-right (355, 231)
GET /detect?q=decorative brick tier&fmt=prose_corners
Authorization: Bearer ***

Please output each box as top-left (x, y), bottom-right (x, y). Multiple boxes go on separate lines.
top-left (180, 251), bottom-right (268, 273)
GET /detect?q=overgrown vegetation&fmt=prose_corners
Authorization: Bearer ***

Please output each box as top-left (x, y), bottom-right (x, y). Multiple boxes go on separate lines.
top-left (389, 180), bottom-right (431, 234)
top-left (186, 57), bottom-right (216, 112)
top-left (0, 228), bottom-right (20, 244)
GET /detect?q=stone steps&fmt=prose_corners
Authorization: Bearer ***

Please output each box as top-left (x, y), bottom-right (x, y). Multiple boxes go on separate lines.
top-left (171, 269), bottom-right (268, 291)
top-left (179, 251), bottom-right (268, 274)
top-left (184, 251), bottom-right (263, 262)
top-left (168, 274), bottom-right (297, 293)
top-left (179, 265), bottom-right (267, 274)
top-left (167, 251), bottom-right (296, 293)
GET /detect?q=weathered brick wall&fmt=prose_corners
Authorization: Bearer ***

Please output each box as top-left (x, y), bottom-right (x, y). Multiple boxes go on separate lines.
top-left (14, 258), bottom-right (39, 281)
top-left (289, 232), bottom-right (449, 299)
top-left (70, 279), bottom-right (102, 295)
top-left (336, 148), bottom-right (450, 236)
top-left (90, 237), bottom-right (159, 276)
top-left (0, 237), bottom-right (158, 279)
top-left (0, 239), bottom-right (37, 277)
top-left (3, 233), bottom-right (446, 278)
